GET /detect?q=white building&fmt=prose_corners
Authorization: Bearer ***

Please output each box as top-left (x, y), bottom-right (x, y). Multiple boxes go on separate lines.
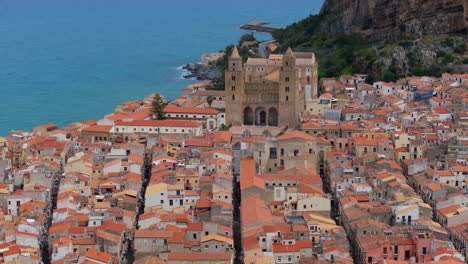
top-left (164, 105), bottom-right (225, 130)
top-left (113, 119), bottom-right (203, 136)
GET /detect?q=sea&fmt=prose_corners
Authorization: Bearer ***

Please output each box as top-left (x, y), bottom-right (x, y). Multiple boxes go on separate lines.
top-left (0, 0), bottom-right (324, 135)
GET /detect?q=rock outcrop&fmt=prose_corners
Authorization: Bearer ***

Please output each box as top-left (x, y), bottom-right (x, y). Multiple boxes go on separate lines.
top-left (318, 0), bottom-right (467, 42)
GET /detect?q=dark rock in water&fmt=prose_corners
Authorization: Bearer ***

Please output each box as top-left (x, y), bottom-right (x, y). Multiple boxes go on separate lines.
top-left (182, 62), bottom-right (221, 81)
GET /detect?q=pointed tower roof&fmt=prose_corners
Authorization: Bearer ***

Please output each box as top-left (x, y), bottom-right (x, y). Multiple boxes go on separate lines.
top-left (285, 47), bottom-right (295, 57)
top-left (230, 46), bottom-right (240, 59)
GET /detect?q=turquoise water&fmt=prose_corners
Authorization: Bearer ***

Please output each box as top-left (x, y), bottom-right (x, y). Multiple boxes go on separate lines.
top-left (0, 0), bottom-right (323, 135)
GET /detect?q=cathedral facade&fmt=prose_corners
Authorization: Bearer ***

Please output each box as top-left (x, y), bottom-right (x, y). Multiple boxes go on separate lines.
top-left (225, 47), bottom-right (318, 129)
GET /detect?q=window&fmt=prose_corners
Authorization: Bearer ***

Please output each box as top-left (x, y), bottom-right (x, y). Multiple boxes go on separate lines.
top-left (285, 77), bottom-right (290, 82)
top-left (405, 250), bottom-right (410, 260)
top-left (232, 95), bottom-right (235, 101)
top-left (422, 247), bottom-right (427, 255)
top-left (285, 86), bottom-right (290, 92)
top-left (232, 85), bottom-right (235, 91)
top-left (269, 148), bottom-right (277, 159)
top-left (286, 96), bottom-right (289, 101)
top-left (231, 75), bottom-right (235, 81)
top-left (368, 257), bottom-right (372, 263)
top-left (193, 234), bottom-right (197, 239)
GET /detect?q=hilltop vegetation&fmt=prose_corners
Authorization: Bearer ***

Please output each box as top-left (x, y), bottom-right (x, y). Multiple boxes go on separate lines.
top-left (273, 15), bottom-right (468, 82)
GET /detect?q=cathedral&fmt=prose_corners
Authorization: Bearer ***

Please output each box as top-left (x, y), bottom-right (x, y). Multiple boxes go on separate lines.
top-left (225, 47), bottom-right (319, 129)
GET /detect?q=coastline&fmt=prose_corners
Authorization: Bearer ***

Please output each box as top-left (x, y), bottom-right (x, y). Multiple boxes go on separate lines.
top-left (180, 62), bottom-right (221, 82)
top-left (2, 63), bottom-right (213, 137)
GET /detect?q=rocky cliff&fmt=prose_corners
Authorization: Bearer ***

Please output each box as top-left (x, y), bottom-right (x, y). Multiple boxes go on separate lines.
top-left (318, 0), bottom-right (467, 42)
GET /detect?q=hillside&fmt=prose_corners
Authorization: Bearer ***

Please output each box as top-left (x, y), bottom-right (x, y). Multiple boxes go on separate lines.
top-left (318, 0), bottom-right (467, 42)
top-left (273, 0), bottom-right (468, 81)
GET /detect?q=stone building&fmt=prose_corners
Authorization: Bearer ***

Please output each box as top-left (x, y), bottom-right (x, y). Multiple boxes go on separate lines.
top-left (225, 47), bottom-right (318, 129)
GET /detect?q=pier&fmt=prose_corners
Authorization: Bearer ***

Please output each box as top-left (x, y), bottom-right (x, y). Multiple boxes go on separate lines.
top-left (240, 21), bottom-right (277, 34)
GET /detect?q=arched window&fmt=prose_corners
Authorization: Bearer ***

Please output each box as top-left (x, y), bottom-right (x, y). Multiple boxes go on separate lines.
top-left (255, 107), bottom-right (267, 126)
top-left (268, 107), bottom-right (278, 126)
top-left (243, 107), bottom-right (253, 125)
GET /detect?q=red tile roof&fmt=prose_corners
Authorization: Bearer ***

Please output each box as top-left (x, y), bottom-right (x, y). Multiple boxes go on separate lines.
top-left (85, 249), bottom-right (112, 263)
top-left (82, 125), bottom-right (113, 133)
top-left (277, 131), bottom-right (318, 141)
top-left (272, 240), bottom-right (312, 253)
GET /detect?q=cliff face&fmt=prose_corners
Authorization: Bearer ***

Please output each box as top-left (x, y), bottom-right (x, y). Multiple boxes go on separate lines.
top-left (318, 0), bottom-right (467, 41)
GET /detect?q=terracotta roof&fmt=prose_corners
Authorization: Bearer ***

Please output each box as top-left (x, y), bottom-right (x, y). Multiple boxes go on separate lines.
top-left (82, 125), bottom-right (112, 133)
top-left (187, 222), bottom-right (203, 231)
top-left (134, 229), bottom-right (173, 238)
top-left (85, 249), bottom-right (112, 263)
top-left (432, 107), bottom-right (450, 114)
top-left (213, 131), bottom-right (232, 143)
top-left (272, 240), bottom-right (311, 253)
top-left (451, 165), bottom-right (468, 173)
top-left (438, 204), bottom-right (461, 216)
top-left (277, 131), bottom-right (319, 141)
top-left (201, 234), bottom-right (233, 244)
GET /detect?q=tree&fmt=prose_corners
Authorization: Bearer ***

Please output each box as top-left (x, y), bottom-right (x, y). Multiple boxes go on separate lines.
top-left (206, 96), bottom-right (214, 107)
top-left (239, 33), bottom-right (256, 45)
top-left (150, 92), bottom-right (167, 120)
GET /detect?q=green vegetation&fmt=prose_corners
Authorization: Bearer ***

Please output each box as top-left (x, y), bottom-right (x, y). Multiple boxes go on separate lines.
top-left (239, 33), bottom-right (256, 45)
top-left (204, 14), bottom-right (466, 88)
top-left (150, 92), bottom-right (167, 120)
top-left (271, 14), bottom-right (467, 81)
top-left (206, 95), bottom-right (214, 107)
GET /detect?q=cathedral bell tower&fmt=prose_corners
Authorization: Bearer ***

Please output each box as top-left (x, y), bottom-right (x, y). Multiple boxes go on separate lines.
top-left (225, 47), bottom-right (244, 126)
top-left (279, 48), bottom-right (300, 128)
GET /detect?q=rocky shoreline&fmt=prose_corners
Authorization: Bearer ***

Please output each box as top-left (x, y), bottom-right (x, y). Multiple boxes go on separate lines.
top-left (182, 62), bottom-right (221, 81)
